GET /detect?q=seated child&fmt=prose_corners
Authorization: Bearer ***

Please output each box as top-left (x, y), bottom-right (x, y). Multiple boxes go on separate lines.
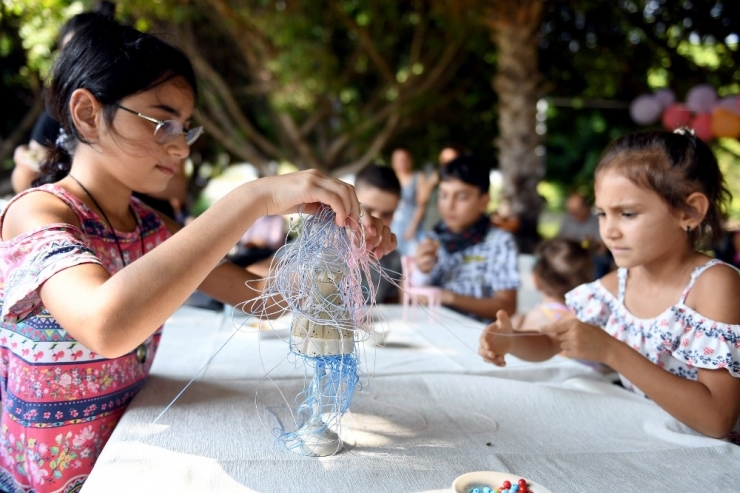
top-left (480, 129), bottom-right (740, 441)
top-left (511, 238), bottom-right (592, 331)
top-left (354, 163), bottom-right (403, 303)
top-left (512, 238), bottom-right (612, 372)
top-left (413, 155), bottom-right (519, 322)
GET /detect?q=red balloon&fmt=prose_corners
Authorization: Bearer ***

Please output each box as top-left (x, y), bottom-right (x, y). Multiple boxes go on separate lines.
top-left (661, 104), bottom-right (692, 130)
top-left (690, 113), bottom-right (713, 142)
top-left (712, 107), bottom-right (740, 138)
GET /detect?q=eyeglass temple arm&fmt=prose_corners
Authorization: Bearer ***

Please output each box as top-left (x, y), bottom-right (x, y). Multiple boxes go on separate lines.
top-left (116, 104), bottom-right (162, 126)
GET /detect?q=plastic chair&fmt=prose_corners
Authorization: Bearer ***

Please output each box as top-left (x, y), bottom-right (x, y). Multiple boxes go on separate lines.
top-left (400, 255), bottom-right (442, 321)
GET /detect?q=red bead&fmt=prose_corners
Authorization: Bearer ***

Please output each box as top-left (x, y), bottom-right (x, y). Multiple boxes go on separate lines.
top-left (518, 479), bottom-right (527, 487)
top-left (503, 481), bottom-right (512, 489)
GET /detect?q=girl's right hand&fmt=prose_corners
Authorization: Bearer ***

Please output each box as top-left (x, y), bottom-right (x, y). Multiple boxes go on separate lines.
top-left (415, 238), bottom-right (439, 273)
top-left (478, 310), bottom-right (514, 366)
top-left (255, 170), bottom-right (360, 227)
top-left (251, 169), bottom-right (396, 258)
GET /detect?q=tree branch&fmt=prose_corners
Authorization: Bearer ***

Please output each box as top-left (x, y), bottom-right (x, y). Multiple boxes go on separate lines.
top-left (329, 0), bottom-right (397, 85)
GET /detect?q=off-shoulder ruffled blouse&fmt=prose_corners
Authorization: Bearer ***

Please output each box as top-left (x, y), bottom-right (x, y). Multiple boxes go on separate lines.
top-left (566, 259), bottom-right (740, 440)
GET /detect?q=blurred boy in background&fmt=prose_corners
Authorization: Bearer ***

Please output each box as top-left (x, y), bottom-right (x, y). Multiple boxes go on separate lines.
top-left (354, 163), bottom-right (403, 303)
top-left (414, 155), bottom-right (519, 322)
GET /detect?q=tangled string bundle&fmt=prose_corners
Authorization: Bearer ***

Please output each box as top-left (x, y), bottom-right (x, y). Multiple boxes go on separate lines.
top-left (261, 204), bottom-right (378, 332)
top-left (249, 205), bottom-right (388, 456)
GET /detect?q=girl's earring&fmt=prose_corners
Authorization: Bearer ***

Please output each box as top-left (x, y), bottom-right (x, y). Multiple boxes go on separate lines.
top-left (685, 225), bottom-right (691, 235)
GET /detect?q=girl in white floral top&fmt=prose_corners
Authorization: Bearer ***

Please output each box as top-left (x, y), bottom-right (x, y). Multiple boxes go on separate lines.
top-left (479, 129), bottom-right (740, 442)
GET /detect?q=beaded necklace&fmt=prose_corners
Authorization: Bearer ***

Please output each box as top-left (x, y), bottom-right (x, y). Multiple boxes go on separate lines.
top-left (68, 175), bottom-right (146, 266)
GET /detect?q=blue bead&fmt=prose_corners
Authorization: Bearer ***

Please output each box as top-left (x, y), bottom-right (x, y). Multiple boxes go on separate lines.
top-left (483, 488), bottom-right (493, 493)
top-left (468, 489), bottom-right (481, 493)
top-left (510, 485), bottom-right (519, 493)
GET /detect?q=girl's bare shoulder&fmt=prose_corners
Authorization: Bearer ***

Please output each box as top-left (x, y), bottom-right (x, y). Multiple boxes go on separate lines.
top-left (596, 269), bottom-right (619, 297)
top-left (689, 262), bottom-right (740, 325)
top-left (2, 188), bottom-right (80, 241)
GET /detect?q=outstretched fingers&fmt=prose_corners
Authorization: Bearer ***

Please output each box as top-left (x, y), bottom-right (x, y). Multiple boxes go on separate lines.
top-left (478, 310), bottom-right (514, 367)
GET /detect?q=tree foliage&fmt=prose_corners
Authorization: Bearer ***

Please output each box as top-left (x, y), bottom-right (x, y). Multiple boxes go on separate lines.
top-left (540, 0), bottom-right (740, 195)
top-left (119, 0), bottom-right (490, 176)
top-left (0, 0), bottom-right (738, 200)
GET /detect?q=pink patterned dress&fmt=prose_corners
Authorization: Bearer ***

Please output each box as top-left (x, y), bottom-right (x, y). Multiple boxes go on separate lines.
top-left (0, 184), bottom-right (170, 492)
top-left (566, 259), bottom-right (740, 441)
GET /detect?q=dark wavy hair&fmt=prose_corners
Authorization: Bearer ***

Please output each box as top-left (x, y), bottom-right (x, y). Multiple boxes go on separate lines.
top-left (35, 18), bottom-right (197, 185)
top-left (355, 163), bottom-right (401, 197)
top-left (439, 154), bottom-right (490, 194)
top-left (595, 129), bottom-right (731, 250)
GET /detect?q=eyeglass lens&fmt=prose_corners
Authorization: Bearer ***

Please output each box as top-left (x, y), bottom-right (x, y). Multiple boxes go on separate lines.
top-left (154, 121), bottom-right (203, 146)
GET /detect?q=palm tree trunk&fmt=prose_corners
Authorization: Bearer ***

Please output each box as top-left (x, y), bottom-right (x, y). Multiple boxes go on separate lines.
top-left (486, 0), bottom-right (544, 253)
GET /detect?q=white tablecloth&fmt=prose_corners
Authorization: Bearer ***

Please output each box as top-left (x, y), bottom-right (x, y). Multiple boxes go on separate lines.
top-left (82, 305), bottom-right (740, 493)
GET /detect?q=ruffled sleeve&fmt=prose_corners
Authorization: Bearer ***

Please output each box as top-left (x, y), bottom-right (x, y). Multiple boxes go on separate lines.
top-left (670, 307), bottom-right (740, 377)
top-left (565, 281), bottom-right (613, 327)
top-left (1, 224), bottom-right (103, 323)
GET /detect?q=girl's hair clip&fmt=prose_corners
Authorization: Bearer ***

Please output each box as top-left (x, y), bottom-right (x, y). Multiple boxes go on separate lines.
top-left (55, 128), bottom-right (74, 153)
top-left (673, 127), bottom-right (695, 137)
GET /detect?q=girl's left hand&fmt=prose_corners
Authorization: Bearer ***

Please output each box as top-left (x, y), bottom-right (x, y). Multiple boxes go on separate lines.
top-left (541, 315), bottom-right (614, 363)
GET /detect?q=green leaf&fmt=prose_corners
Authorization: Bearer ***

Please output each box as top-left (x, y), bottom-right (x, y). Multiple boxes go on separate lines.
top-left (50, 446), bottom-right (59, 455)
top-left (50, 460), bottom-right (57, 470)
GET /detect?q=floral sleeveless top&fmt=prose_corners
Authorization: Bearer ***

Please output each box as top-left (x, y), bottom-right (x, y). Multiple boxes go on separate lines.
top-left (565, 259), bottom-right (740, 440)
top-left (0, 184), bottom-right (170, 493)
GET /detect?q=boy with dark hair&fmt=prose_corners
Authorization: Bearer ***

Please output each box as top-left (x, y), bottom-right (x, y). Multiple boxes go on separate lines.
top-left (414, 155), bottom-right (519, 322)
top-left (355, 163), bottom-right (403, 303)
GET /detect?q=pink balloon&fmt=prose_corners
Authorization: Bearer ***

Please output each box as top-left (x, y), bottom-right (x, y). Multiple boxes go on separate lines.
top-left (662, 103), bottom-right (692, 130)
top-left (714, 95), bottom-right (740, 115)
top-left (686, 84), bottom-right (717, 113)
top-left (690, 113), bottom-right (713, 142)
top-left (653, 88), bottom-right (675, 109)
top-left (630, 94), bottom-right (662, 125)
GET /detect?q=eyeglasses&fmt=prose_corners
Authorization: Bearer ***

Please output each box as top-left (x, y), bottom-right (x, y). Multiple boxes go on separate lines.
top-left (115, 104), bottom-right (204, 146)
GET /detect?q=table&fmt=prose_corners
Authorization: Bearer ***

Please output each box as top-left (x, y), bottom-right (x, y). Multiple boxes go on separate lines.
top-left (82, 304), bottom-right (740, 493)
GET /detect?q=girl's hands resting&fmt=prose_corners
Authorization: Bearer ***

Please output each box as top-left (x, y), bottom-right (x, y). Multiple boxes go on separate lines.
top-left (540, 315), bottom-right (615, 364)
top-left (478, 310), bottom-right (515, 367)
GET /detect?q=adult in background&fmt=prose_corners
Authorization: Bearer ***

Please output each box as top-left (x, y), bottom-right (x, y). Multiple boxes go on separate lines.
top-left (418, 145), bottom-right (464, 236)
top-left (390, 148), bottom-right (427, 256)
top-left (557, 191), bottom-right (612, 278)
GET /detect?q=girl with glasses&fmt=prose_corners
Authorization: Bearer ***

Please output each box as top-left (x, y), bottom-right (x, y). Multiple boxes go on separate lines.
top-left (0, 18), bottom-right (395, 493)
